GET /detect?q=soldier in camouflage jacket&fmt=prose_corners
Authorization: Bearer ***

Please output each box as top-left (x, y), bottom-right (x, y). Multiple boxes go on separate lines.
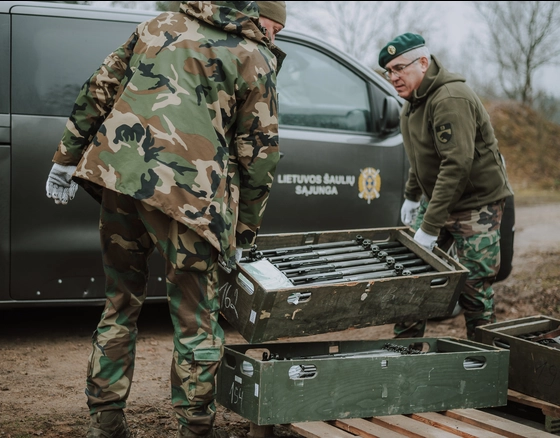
top-left (46, 2), bottom-right (284, 437)
top-left (52, 0), bottom-right (281, 270)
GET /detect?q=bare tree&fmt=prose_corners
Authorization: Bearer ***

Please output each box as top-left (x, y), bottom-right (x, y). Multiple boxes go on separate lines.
top-left (472, 1), bottom-right (560, 106)
top-left (286, 1), bottom-right (438, 70)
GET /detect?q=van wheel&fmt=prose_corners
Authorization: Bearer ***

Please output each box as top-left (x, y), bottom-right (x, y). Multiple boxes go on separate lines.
top-left (496, 195), bottom-right (515, 282)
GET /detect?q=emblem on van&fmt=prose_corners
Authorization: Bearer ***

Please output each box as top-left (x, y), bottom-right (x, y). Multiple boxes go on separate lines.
top-left (358, 167), bottom-right (381, 204)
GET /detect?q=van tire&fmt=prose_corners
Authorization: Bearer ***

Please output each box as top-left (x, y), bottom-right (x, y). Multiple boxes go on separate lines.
top-left (496, 195), bottom-right (515, 282)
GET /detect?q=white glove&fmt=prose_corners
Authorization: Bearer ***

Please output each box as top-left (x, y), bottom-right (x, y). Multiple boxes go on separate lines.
top-left (235, 248), bottom-right (243, 263)
top-left (46, 163), bottom-right (78, 205)
top-left (414, 228), bottom-right (438, 251)
top-left (400, 199), bottom-right (420, 226)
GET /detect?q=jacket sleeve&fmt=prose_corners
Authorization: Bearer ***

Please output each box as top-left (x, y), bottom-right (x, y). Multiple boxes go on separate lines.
top-left (421, 97), bottom-right (475, 235)
top-left (52, 30), bottom-right (139, 165)
top-left (234, 64), bottom-right (281, 248)
top-left (404, 168), bottom-right (422, 202)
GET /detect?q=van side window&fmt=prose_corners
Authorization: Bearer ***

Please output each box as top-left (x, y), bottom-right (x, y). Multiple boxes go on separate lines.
top-left (12, 15), bottom-right (136, 117)
top-left (278, 41), bottom-right (371, 133)
top-left (0, 15), bottom-right (8, 114)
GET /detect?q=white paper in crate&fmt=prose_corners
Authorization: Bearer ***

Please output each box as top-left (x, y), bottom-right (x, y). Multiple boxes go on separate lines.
top-left (240, 259), bottom-right (294, 289)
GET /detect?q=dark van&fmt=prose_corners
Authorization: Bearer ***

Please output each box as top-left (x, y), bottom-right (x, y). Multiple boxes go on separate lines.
top-left (0, 1), bottom-right (514, 307)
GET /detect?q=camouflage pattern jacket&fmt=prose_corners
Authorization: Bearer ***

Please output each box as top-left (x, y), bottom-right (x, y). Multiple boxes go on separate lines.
top-left (52, 1), bottom-right (281, 270)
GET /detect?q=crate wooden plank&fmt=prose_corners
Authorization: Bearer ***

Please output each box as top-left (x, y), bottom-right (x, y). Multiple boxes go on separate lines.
top-left (485, 320), bottom-right (555, 336)
top-left (288, 410), bottom-right (557, 438)
top-left (289, 421), bottom-right (356, 438)
top-left (444, 409), bottom-right (559, 438)
top-left (410, 412), bottom-right (506, 438)
top-left (332, 418), bottom-right (409, 438)
top-left (508, 389), bottom-right (560, 418)
top-left (369, 415), bottom-right (458, 437)
top-left (474, 315), bottom-right (558, 338)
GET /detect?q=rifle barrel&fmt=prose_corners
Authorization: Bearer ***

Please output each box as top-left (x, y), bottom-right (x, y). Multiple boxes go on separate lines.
top-left (281, 252), bottom-right (417, 277)
top-left (268, 245), bottom-right (374, 264)
top-left (308, 264), bottom-right (435, 285)
top-left (249, 239), bottom-right (405, 260)
top-left (289, 258), bottom-right (426, 285)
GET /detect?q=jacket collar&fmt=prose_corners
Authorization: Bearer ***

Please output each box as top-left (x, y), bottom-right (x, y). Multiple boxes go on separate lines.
top-left (180, 1), bottom-right (267, 45)
top-left (407, 55), bottom-right (466, 113)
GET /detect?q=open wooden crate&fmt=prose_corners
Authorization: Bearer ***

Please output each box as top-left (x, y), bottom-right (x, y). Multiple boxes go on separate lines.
top-left (475, 315), bottom-right (560, 406)
top-left (218, 227), bottom-right (468, 343)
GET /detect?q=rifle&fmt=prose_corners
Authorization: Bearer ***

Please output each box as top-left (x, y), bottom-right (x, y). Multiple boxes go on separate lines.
top-left (272, 247), bottom-right (409, 270)
top-left (266, 243), bottom-right (410, 265)
top-left (289, 258), bottom-right (427, 285)
top-left (251, 235), bottom-right (367, 258)
top-left (242, 238), bottom-right (403, 262)
top-left (304, 264), bottom-right (435, 285)
top-left (273, 250), bottom-right (379, 270)
top-left (281, 253), bottom-right (417, 277)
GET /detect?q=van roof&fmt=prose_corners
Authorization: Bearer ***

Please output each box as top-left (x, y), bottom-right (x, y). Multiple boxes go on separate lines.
top-left (0, 0), bottom-right (158, 18)
top-left (1, 0), bottom-right (399, 97)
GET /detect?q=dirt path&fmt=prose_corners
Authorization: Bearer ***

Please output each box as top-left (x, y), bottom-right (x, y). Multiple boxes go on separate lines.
top-left (513, 203), bottom-right (560, 257)
top-left (0, 201), bottom-right (559, 437)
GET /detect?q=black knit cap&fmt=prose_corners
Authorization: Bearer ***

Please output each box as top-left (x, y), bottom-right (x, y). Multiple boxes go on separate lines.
top-left (378, 33), bottom-right (425, 68)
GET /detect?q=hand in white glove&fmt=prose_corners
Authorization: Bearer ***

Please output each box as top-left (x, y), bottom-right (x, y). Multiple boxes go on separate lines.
top-left (46, 163), bottom-right (78, 205)
top-left (400, 199), bottom-right (420, 226)
top-left (235, 248), bottom-right (243, 263)
top-left (414, 228), bottom-right (438, 251)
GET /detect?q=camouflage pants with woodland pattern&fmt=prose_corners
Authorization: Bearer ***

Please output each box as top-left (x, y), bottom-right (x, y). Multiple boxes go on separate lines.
top-left (394, 198), bottom-right (505, 340)
top-left (86, 189), bottom-right (224, 436)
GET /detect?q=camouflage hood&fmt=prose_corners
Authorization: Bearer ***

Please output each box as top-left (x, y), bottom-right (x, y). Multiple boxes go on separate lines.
top-left (181, 1), bottom-right (266, 43)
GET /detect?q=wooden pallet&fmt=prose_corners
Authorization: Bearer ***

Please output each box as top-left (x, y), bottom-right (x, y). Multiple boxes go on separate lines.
top-left (280, 409), bottom-right (559, 438)
top-left (508, 389), bottom-right (560, 434)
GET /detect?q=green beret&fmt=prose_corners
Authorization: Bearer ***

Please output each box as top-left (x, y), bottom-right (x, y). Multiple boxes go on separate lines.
top-left (378, 33), bottom-right (425, 68)
top-left (257, 1), bottom-right (286, 27)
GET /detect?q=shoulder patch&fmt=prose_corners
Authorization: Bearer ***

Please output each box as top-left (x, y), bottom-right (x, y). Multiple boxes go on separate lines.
top-left (435, 123), bottom-right (452, 144)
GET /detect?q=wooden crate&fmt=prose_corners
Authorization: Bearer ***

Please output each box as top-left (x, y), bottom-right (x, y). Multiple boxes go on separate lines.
top-left (475, 315), bottom-right (560, 407)
top-left (218, 227), bottom-right (468, 343)
top-left (216, 337), bottom-right (509, 426)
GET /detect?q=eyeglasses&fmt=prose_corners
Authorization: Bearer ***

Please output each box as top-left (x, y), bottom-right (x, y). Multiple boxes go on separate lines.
top-left (383, 58), bottom-right (420, 80)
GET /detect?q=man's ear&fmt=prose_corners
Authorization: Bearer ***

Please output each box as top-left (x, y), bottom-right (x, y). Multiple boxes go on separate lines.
top-left (420, 56), bottom-right (429, 72)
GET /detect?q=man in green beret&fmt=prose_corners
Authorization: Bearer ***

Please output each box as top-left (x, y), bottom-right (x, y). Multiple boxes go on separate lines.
top-left (378, 33), bottom-right (513, 341)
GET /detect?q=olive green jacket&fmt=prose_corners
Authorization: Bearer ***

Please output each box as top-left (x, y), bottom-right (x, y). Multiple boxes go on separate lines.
top-left (52, 1), bottom-right (281, 270)
top-left (401, 55), bottom-right (513, 236)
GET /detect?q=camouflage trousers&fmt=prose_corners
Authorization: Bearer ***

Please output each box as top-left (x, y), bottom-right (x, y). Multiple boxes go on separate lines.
top-left (394, 197), bottom-right (505, 340)
top-left (87, 188), bottom-right (225, 436)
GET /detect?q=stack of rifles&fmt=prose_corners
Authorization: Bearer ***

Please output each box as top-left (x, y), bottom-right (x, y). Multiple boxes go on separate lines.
top-left (241, 235), bottom-right (441, 286)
